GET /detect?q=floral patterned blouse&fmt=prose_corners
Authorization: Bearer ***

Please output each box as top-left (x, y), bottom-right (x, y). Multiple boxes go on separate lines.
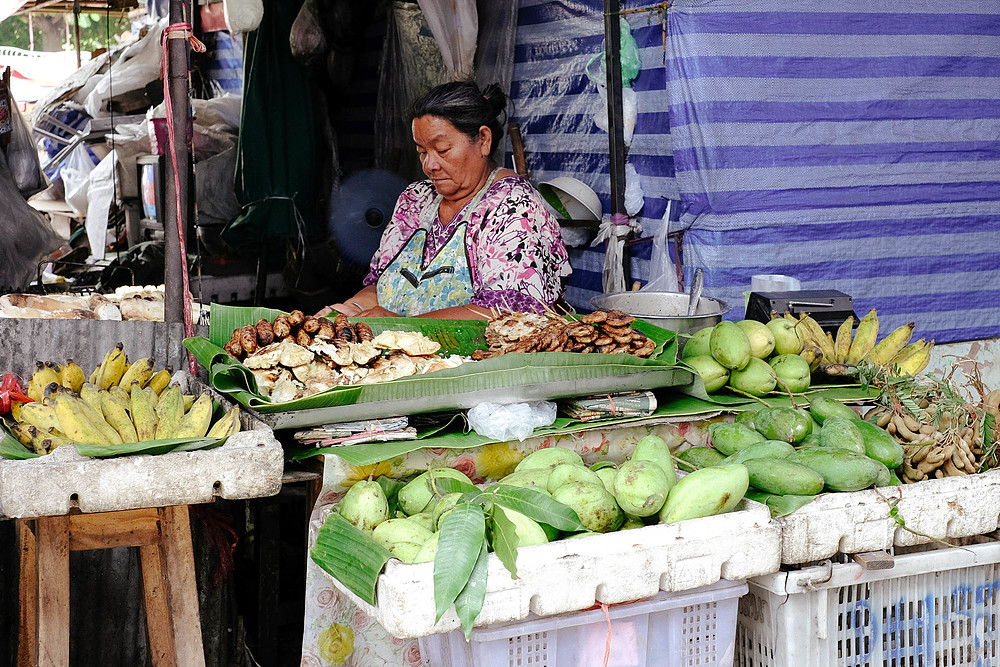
top-left (363, 174), bottom-right (572, 313)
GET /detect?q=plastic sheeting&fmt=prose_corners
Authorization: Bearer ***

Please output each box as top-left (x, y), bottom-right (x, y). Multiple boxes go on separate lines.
top-left (0, 149), bottom-right (60, 289)
top-left (416, 0), bottom-right (477, 80)
top-left (510, 0), bottom-right (676, 310)
top-left (664, 0), bottom-right (1000, 343)
top-left (83, 20), bottom-right (166, 118)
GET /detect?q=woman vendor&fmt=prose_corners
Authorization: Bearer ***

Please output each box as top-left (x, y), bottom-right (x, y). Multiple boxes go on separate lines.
top-left (320, 81), bottom-right (571, 319)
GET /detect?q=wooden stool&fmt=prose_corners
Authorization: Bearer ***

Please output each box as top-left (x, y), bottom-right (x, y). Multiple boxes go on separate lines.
top-left (16, 505), bottom-right (206, 667)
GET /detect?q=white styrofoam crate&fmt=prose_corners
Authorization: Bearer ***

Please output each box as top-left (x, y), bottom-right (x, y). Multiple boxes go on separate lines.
top-left (329, 500), bottom-right (779, 639)
top-left (735, 540), bottom-right (1000, 667)
top-left (0, 372), bottom-right (283, 519)
top-left (775, 469), bottom-right (1000, 564)
top-left (420, 579), bottom-right (748, 667)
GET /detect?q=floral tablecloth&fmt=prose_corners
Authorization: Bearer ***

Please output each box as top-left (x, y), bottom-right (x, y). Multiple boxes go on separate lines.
top-left (299, 417), bottom-right (718, 667)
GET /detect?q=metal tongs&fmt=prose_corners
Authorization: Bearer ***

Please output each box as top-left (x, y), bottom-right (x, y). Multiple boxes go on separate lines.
top-left (686, 268), bottom-right (704, 317)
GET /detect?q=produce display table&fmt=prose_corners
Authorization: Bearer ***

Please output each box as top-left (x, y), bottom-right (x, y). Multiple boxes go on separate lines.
top-left (17, 506), bottom-right (204, 667)
top-left (299, 415), bottom-right (754, 667)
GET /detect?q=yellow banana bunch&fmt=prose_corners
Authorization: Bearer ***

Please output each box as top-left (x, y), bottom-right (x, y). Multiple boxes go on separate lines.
top-left (154, 386), bottom-right (184, 439)
top-left (130, 383), bottom-right (159, 441)
top-left (173, 394), bottom-right (214, 439)
top-left (834, 316), bottom-right (854, 364)
top-left (97, 343), bottom-right (128, 389)
top-left (796, 314), bottom-right (835, 362)
top-left (100, 392), bottom-right (139, 443)
top-left (27, 362), bottom-right (61, 402)
top-left (119, 357), bottom-right (155, 390)
top-left (896, 339), bottom-right (935, 375)
top-left (19, 402), bottom-right (62, 435)
top-left (207, 407), bottom-right (241, 438)
top-left (147, 368), bottom-right (173, 395)
top-left (868, 322), bottom-right (914, 366)
top-left (846, 309), bottom-right (879, 365)
top-left (60, 360), bottom-right (86, 394)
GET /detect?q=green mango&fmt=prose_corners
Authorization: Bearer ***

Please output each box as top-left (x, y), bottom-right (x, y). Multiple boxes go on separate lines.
top-left (708, 422), bottom-right (765, 456)
top-left (613, 460), bottom-right (670, 517)
top-left (432, 493), bottom-right (465, 530)
top-left (338, 480), bottom-right (389, 534)
top-left (710, 321), bottom-right (752, 370)
top-left (766, 318), bottom-right (804, 355)
top-left (547, 463), bottom-right (602, 494)
top-left (754, 407), bottom-right (813, 443)
top-left (744, 459), bottom-right (825, 496)
top-left (397, 468), bottom-right (474, 515)
top-left (808, 394), bottom-right (859, 424)
top-left (412, 533), bottom-right (440, 563)
top-left (872, 459), bottom-right (892, 487)
top-left (497, 508), bottom-right (550, 547)
top-left (682, 327), bottom-right (714, 359)
top-left (787, 449), bottom-right (882, 492)
top-left (728, 357), bottom-right (778, 397)
top-left (632, 435), bottom-right (677, 484)
top-left (515, 447), bottom-right (585, 472)
top-left (372, 518), bottom-right (434, 553)
top-left (851, 419), bottom-right (905, 469)
top-left (818, 416), bottom-right (866, 455)
top-left (734, 408), bottom-right (761, 430)
top-left (721, 440), bottom-right (794, 466)
top-left (659, 465), bottom-right (749, 524)
top-left (497, 468), bottom-right (553, 490)
top-left (595, 466), bottom-right (618, 494)
top-left (677, 447), bottom-right (726, 471)
top-left (685, 355), bottom-right (729, 393)
top-left (799, 433), bottom-right (821, 448)
top-left (550, 482), bottom-right (623, 533)
top-left (736, 319), bottom-right (776, 359)
top-left (769, 354), bottom-right (811, 393)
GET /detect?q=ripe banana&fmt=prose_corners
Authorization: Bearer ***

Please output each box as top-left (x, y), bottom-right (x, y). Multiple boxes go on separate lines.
top-left (109, 384), bottom-right (131, 408)
top-left (147, 368), bottom-right (173, 396)
top-left (798, 315), bottom-right (836, 362)
top-left (868, 322), bottom-right (914, 366)
top-left (9, 421), bottom-right (37, 446)
top-left (142, 385), bottom-right (159, 410)
top-left (182, 393), bottom-right (195, 412)
top-left (97, 343), bottom-right (128, 389)
top-left (173, 394), bottom-right (214, 439)
top-left (119, 357), bottom-right (155, 390)
top-left (154, 386), bottom-right (184, 439)
top-left (834, 316), bottom-right (854, 364)
top-left (88, 364), bottom-right (100, 385)
top-left (79, 383), bottom-right (104, 415)
top-left (60, 360), bottom-right (86, 394)
top-left (897, 339), bottom-right (934, 376)
top-left (130, 383), bottom-right (159, 441)
top-left (10, 399), bottom-right (23, 422)
top-left (38, 432), bottom-right (73, 453)
top-left (19, 402), bottom-right (62, 434)
top-left (846, 308), bottom-right (879, 365)
top-left (207, 407), bottom-right (241, 438)
top-left (799, 343), bottom-right (824, 372)
top-left (100, 392), bottom-right (138, 443)
top-left (69, 392), bottom-right (123, 446)
top-left (892, 338), bottom-right (926, 365)
top-left (28, 361), bottom-right (61, 402)
top-left (51, 389), bottom-right (117, 446)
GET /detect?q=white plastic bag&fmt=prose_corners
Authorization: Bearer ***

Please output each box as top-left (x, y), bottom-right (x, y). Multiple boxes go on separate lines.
top-left (224, 0), bottom-right (263, 35)
top-left (592, 213), bottom-right (641, 294)
top-left (624, 162), bottom-right (644, 216)
top-left (641, 200), bottom-right (679, 293)
top-left (467, 401), bottom-right (557, 442)
top-left (416, 0), bottom-right (478, 80)
top-left (84, 20), bottom-right (166, 118)
top-left (85, 151), bottom-right (118, 262)
top-left (62, 145), bottom-right (98, 216)
top-left (592, 85), bottom-right (637, 147)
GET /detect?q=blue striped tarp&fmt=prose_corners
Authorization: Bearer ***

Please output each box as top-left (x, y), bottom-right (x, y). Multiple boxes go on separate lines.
top-left (511, 0), bottom-right (678, 311)
top-left (665, 0), bottom-right (1000, 343)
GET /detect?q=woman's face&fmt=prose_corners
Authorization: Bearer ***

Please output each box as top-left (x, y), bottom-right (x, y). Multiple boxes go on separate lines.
top-left (412, 115), bottom-right (491, 201)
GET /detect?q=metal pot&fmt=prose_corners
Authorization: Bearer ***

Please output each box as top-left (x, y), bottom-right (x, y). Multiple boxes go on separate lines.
top-left (590, 291), bottom-right (731, 339)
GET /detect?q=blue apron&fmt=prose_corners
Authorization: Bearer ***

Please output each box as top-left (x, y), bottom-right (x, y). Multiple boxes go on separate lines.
top-left (376, 168), bottom-right (501, 316)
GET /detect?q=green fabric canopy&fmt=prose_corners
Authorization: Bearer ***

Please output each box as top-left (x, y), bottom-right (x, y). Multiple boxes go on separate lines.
top-left (225, 0), bottom-right (318, 249)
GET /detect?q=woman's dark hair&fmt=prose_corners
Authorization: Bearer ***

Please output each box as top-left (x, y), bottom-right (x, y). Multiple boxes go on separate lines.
top-left (409, 81), bottom-right (509, 155)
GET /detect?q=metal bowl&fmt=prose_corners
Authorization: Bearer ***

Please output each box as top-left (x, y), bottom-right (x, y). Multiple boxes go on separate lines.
top-left (590, 291), bottom-right (731, 339)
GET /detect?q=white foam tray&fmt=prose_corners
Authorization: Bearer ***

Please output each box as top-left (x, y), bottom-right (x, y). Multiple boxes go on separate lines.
top-left (329, 500), bottom-right (780, 639)
top-left (0, 373), bottom-right (283, 519)
top-left (776, 468), bottom-right (1000, 564)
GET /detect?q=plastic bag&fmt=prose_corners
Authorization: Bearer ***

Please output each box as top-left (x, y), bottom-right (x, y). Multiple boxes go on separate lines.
top-left (591, 213), bottom-right (641, 294)
top-left (585, 17), bottom-right (641, 88)
top-left (624, 162), bottom-right (644, 216)
top-left (62, 145), bottom-right (99, 216)
top-left (642, 200), bottom-right (679, 293)
top-left (224, 0), bottom-right (263, 35)
top-left (0, 149), bottom-right (60, 289)
top-left (84, 20), bottom-right (166, 118)
top-left (416, 0), bottom-right (478, 80)
top-left (7, 102), bottom-right (47, 198)
top-left (467, 401), bottom-right (557, 442)
top-left (592, 85), bottom-right (637, 146)
top-left (85, 151), bottom-right (118, 262)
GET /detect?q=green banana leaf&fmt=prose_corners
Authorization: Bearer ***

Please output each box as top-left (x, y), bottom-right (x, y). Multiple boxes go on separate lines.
top-left (184, 305), bottom-right (688, 418)
top-left (0, 430), bottom-right (39, 460)
top-left (73, 436), bottom-right (225, 458)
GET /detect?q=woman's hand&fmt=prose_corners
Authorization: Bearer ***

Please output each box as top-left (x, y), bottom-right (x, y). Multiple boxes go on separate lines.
top-left (358, 306), bottom-right (399, 318)
top-left (316, 286), bottom-right (380, 317)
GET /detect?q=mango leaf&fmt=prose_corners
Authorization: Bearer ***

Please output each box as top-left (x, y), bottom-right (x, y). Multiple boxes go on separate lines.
top-left (434, 504), bottom-right (486, 622)
top-left (310, 512), bottom-right (393, 606)
top-left (429, 474), bottom-right (480, 496)
top-left (453, 541), bottom-right (489, 640)
top-left (490, 506), bottom-right (521, 580)
top-left (590, 460), bottom-right (617, 472)
top-left (375, 476), bottom-right (404, 514)
top-left (488, 485), bottom-right (585, 532)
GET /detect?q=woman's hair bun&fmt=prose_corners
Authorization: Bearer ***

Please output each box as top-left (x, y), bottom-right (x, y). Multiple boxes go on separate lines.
top-left (481, 83), bottom-right (508, 119)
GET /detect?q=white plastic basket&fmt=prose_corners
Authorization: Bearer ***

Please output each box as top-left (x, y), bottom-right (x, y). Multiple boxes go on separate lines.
top-left (419, 579), bottom-right (748, 667)
top-left (735, 541), bottom-right (1000, 667)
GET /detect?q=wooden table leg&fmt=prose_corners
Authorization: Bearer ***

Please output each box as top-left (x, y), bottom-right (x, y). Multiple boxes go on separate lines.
top-left (159, 506), bottom-right (206, 667)
top-left (140, 542), bottom-right (178, 667)
top-left (35, 515), bottom-right (70, 667)
top-left (17, 520), bottom-right (38, 667)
